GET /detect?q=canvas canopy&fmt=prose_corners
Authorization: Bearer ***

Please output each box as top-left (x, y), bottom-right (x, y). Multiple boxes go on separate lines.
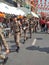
top-left (0, 2), bottom-right (26, 16)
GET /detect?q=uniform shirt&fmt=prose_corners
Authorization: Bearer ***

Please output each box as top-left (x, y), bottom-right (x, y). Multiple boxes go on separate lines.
top-left (22, 20), bottom-right (28, 30)
top-left (0, 28), bottom-right (3, 43)
top-left (13, 21), bottom-right (20, 33)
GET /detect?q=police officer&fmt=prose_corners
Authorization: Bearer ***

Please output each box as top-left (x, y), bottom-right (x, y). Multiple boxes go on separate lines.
top-left (33, 18), bottom-right (37, 32)
top-left (29, 18), bottom-right (32, 38)
top-left (13, 16), bottom-right (21, 52)
top-left (0, 25), bottom-right (9, 54)
top-left (22, 16), bottom-right (28, 43)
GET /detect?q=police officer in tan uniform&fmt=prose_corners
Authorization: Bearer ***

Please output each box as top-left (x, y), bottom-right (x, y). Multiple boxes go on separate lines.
top-left (0, 25), bottom-right (9, 54)
top-left (13, 16), bottom-right (21, 52)
top-left (22, 16), bottom-right (28, 43)
top-left (29, 18), bottom-right (32, 38)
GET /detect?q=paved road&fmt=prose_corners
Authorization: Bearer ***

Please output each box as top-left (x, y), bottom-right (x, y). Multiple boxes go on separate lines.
top-left (1, 32), bottom-right (49, 65)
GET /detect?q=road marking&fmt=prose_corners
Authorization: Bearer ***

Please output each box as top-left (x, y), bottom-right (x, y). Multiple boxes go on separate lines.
top-left (32, 38), bottom-right (37, 46)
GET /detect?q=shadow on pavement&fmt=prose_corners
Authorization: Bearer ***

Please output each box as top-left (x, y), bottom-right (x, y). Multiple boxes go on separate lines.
top-left (2, 45), bottom-right (17, 53)
top-left (36, 38), bottom-right (43, 40)
top-left (6, 40), bottom-right (15, 44)
top-left (34, 32), bottom-right (48, 34)
top-left (9, 48), bottom-right (16, 53)
top-left (26, 46), bottom-right (49, 53)
top-left (9, 45), bottom-right (16, 53)
top-left (11, 45), bottom-right (16, 49)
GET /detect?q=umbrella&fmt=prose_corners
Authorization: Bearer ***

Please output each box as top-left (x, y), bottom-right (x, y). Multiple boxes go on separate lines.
top-left (31, 12), bottom-right (39, 18)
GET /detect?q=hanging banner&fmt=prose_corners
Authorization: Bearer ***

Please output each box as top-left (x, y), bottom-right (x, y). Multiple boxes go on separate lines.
top-left (34, 0), bottom-right (38, 6)
top-left (40, 0), bottom-right (42, 4)
top-left (44, 0), bottom-right (47, 6)
top-left (30, 0), bottom-right (36, 9)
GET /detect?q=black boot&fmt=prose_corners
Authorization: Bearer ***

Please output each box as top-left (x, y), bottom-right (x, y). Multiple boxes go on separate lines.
top-left (30, 36), bottom-right (32, 39)
top-left (16, 46), bottom-right (20, 53)
top-left (23, 39), bottom-right (26, 44)
top-left (3, 57), bottom-right (8, 64)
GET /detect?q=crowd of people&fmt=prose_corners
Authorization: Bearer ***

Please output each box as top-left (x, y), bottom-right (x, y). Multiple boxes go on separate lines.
top-left (0, 15), bottom-right (49, 57)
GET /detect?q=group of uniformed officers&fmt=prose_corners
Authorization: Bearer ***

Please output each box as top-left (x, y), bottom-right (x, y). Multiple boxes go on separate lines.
top-left (0, 15), bottom-right (39, 55)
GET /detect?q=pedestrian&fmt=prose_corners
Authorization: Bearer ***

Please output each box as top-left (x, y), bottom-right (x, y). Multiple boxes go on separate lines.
top-left (22, 17), bottom-right (28, 43)
top-left (13, 16), bottom-right (21, 52)
top-left (29, 18), bottom-right (32, 38)
top-left (33, 18), bottom-right (38, 32)
top-left (0, 25), bottom-right (9, 54)
top-left (40, 17), bottom-right (46, 32)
